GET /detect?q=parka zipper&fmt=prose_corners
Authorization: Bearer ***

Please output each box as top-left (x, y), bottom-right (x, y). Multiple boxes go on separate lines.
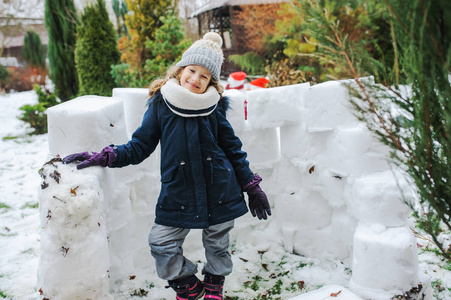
top-left (180, 161), bottom-right (186, 186)
top-left (206, 156), bottom-right (213, 184)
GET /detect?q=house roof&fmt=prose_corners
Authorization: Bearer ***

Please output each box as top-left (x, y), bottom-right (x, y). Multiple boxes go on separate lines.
top-left (191, 0), bottom-right (289, 18)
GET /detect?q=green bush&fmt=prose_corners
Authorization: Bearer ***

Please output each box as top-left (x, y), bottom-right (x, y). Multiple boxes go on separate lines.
top-left (144, 12), bottom-right (191, 82)
top-left (44, 0), bottom-right (78, 101)
top-left (19, 85), bottom-right (59, 135)
top-left (110, 63), bottom-right (147, 88)
top-left (22, 30), bottom-right (46, 69)
top-left (228, 52), bottom-right (266, 75)
top-left (75, 0), bottom-right (121, 96)
top-left (0, 65), bottom-right (10, 90)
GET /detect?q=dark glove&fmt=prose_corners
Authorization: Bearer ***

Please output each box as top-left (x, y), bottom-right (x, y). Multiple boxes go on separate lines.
top-left (62, 146), bottom-right (117, 170)
top-left (243, 174), bottom-right (271, 220)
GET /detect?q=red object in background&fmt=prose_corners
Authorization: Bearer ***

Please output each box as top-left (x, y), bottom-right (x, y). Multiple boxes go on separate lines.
top-left (225, 84), bottom-right (244, 90)
top-left (230, 71), bottom-right (247, 81)
top-left (244, 99), bottom-right (248, 120)
top-left (250, 77), bottom-right (269, 88)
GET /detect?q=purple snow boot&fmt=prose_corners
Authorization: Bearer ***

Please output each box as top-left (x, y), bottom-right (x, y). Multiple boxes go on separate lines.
top-left (167, 275), bottom-right (205, 300)
top-left (203, 272), bottom-right (225, 300)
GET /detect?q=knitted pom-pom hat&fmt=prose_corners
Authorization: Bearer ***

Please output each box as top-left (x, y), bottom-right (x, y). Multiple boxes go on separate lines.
top-left (176, 32), bottom-right (224, 81)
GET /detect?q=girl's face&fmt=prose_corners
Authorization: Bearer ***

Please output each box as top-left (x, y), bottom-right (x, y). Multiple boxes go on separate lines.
top-left (180, 65), bottom-right (212, 94)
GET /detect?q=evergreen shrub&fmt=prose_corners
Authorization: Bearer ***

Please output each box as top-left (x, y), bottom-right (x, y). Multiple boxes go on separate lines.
top-left (44, 0), bottom-right (78, 101)
top-left (22, 31), bottom-right (46, 69)
top-left (19, 85), bottom-right (59, 135)
top-left (75, 0), bottom-right (121, 96)
top-left (0, 65), bottom-right (10, 90)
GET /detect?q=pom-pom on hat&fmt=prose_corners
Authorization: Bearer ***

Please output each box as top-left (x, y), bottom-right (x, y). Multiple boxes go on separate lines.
top-left (176, 32), bottom-right (224, 81)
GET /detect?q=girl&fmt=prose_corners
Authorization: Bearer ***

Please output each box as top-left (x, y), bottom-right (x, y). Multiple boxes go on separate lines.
top-left (63, 32), bottom-right (271, 300)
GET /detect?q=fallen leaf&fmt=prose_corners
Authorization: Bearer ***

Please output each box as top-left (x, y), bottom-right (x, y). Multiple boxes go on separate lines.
top-left (49, 170), bottom-right (61, 183)
top-left (330, 290), bottom-right (342, 297)
top-left (130, 275), bottom-right (136, 280)
top-left (298, 280), bottom-right (305, 290)
top-left (308, 165), bottom-right (315, 174)
top-left (70, 186), bottom-right (79, 196)
top-left (61, 245), bottom-right (70, 257)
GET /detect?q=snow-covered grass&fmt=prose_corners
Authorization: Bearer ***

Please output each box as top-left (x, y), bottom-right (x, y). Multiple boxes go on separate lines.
top-left (1, 90), bottom-right (451, 300)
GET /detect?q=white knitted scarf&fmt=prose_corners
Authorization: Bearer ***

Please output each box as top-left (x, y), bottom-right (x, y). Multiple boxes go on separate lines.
top-left (160, 79), bottom-right (220, 117)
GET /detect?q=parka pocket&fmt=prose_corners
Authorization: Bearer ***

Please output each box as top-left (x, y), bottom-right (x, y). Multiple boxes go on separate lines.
top-left (204, 156), bottom-right (241, 210)
top-left (159, 162), bottom-right (190, 212)
top-left (161, 164), bottom-right (178, 183)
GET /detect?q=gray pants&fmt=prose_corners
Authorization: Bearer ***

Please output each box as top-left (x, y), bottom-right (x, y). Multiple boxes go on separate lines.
top-left (148, 220), bottom-right (234, 281)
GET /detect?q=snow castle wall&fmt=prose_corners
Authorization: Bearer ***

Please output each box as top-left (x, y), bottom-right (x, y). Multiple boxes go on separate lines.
top-left (39, 81), bottom-right (419, 299)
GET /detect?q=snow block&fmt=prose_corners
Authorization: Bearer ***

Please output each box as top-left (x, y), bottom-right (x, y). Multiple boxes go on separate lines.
top-left (47, 95), bottom-right (128, 156)
top-left (303, 78), bottom-right (374, 130)
top-left (268, 159), bottom-right (304, 195)
top-left (316, 168), bottom-right (348, 208)
top-left (238, 125), bottom-right (280, 167)
top-left (345, 170), bottom-right (413, 227)
top-left (326, 125), bottom-right (391, 175)
top-left (246, 83), bottom-right (310, 129)
top-left (38, 161), bottom-right (112, 299)
top-left (279, 125), bottom-right (332, 160)
top-left (112, 88), bottom-right (149, 138)
top-left (293, 226), bottom-right (349, 260)
top-left (112, 88), bottom-right (161, 172)
top-left (288, 284), bottom-right (363, 299)
top-left (350, 224), bottom-right (419, 299)
top-left (223, 89), bottom-right (246, 132)
top-left (275, 190), bottom-right (333, 231)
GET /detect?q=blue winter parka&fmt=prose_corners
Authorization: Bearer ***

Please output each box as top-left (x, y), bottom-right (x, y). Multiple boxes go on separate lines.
top-left (110, 90), bottom-right (254, 228)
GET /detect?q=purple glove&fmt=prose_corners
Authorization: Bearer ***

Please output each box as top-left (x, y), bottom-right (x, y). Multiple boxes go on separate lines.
top-left (243, 174), bottom-right (271, 220)
top-left (62, 146), bottom-right (117, 170)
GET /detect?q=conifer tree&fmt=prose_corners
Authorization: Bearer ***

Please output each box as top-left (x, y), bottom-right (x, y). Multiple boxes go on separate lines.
top-left (44, 0), bottom-right (78, 102)
top-left (112, 0), bottom-right (172, 85)
top-left (370, 0), bottom-right (451, 260)
top-left (112, 0), bottom-right (128, 36)
top-left (75, 0), bottom-right (121, 96)
top-left (22, 31), bottom-right (45, 69)
top-left (295, 0), bottom-right (451, 260)
top-left (144, 12), bottom-right (191, 82)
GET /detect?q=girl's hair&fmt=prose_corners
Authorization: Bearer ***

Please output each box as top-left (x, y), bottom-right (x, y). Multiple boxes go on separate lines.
top-left (148, 65), bottom-right (224, 98)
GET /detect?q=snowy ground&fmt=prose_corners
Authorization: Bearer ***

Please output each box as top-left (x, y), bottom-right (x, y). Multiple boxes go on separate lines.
top-left (1, 90), bottom-right (451, 300)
